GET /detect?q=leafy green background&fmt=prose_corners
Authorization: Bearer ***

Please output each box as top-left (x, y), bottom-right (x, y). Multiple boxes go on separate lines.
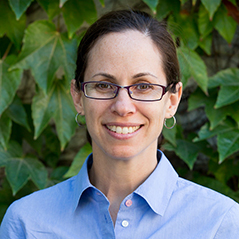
top-left (0, 0), bottom-right (239, 222)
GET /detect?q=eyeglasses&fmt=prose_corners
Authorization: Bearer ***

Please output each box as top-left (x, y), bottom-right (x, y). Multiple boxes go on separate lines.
top-left (81, 81), bottom-right (170, 102)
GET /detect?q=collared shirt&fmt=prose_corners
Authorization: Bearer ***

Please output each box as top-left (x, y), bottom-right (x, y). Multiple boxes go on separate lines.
top-left (0, 150), bottom-right (239, 238)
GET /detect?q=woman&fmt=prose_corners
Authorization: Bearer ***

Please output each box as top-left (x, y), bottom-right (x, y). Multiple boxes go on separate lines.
top-left (1, 10), bottom-right (238, 239)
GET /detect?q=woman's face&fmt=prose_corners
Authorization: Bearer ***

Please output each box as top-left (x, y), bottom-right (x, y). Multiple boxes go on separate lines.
top-left (72, 30), bottom-right (182, 161)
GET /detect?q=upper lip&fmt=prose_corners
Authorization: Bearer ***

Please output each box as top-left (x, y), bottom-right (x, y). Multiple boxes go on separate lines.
top-left (104, 122), bottom-right (143, 127)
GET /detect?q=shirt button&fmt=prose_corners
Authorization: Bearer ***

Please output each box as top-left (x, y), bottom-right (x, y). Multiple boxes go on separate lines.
top-left (122, 220), bottom-right (129, 227)
top-left (125, 199), bottom-right (133, 207)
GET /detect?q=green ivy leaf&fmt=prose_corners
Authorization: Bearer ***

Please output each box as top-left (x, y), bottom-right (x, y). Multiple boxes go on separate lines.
top-left (37, 0), bottom-right (61, 20)
top-left (228, 0), bottom-right (236, 5)
top-left (99, 0), bottom-right (105, 7)
top-left (8, 0), bottom-right (33, 20)
top-left (218, 130), bottom-right (239, 163)
top-left (64, 143), bottom-right (92, 178)
top-left (32, 78), bottom-right (77, 150)
top-left (209, 158), bottom-right (239, 185)
top-left (10, 20), bottom-right (77, 94)
top-left (198, 33), bottom-right (212, 55)
top-left (0, 111), bottom-right (12, 150)
top-left (47, 166), bottom-right (69, 186)
top-left (0, 141), bottom-right (48, 195)
top-left (0, 0), bottom-right (26, 49)
top-left (205, 94), bottom-right (227, 130)
top-left (208, 100), bottom-right (239, 130)
top-left (181, 17), bottom-right (199, 50)
top-left (170, 13), bottom-right (199, 50)
top-left (5, 157), bottom-right (47, 195)
top-left (59, 0), bottom-right (68, 8)
top-left (0, 56), bottom-right (23, 116)
top-left (176, 139), bottom-right (201, 169)
top-left (206, 97), bottom-right (239, 130)
top-left (213, 4), bottom-right (237, 44)
top-left (198, 4), bottom-right (214, 39)
top-left (216, 86), bottom-right (239, 108)
top-left (6, 95), bottom-right (31, 131)
top-left (62, 0), bottom-right (97, 39)
top-left (176, 48), bottom-right (190, 86)
top-left (0, 183), bottom-right (14, 222)
top-left (164, 139), bottom-right (200, 169)
top-left (156, 0), bottom-right (180, 21)
top-left (43, 126), bottom-right (61, 155)
top-left (180, 0), bottom-right (189, 4)
top-left (177, 47), bottom-right (208, 94)
top-left (162, 123), bottom-right (177, 147)
top-left (201, 0), bottom-right (221, 20)
top-left (51, 166), bottom-right (69, 181)
top-left (142, 0), bottom-right (159, 13)
top-left (188, 87), bottom-right (206, 111)
top-left (209, 68), bottom-right (239, 108)
top-left (0, 142), bottom-right (16, 167)
top-left (194, 119), bottom-right (239, 163)
top-left (195, 119), bottom-right (236, 142)
top-left (189, 88), bottom-right (239, 129)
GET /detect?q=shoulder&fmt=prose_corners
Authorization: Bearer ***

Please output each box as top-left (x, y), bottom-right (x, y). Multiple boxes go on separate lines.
top-left (169, 177), bottom-right (239, 237)
top-left (214, 203), bottom-right (239, 238)
top-left (0, 176), bottom-right (77, 238)
top-left (175, 177), bottom-right (236, 208)
top-left (178, 177), bottom-right (233, 198)
top-left (13, 176), bottom-right (76, 211)
top-left (175, 177), bottom-right (238, 220)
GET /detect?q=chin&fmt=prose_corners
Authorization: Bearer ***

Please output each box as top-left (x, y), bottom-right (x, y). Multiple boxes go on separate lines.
top-left (104, 146), bottom-right (143, 161)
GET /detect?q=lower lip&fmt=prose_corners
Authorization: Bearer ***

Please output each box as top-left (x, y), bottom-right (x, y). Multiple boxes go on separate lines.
top-left (104, 126), bottom-right (142, 140)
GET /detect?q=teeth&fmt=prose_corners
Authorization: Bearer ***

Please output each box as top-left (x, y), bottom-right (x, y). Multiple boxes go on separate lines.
top-left (116, 126), bottom-right (122, 134)
top-left (107, 125), bottom-right (140, 134)
top-left (122, 127), bottom-right (128, 134)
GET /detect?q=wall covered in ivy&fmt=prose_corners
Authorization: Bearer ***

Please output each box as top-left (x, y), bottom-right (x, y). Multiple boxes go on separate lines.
top-left (0, 0), bottom-right (239, 222)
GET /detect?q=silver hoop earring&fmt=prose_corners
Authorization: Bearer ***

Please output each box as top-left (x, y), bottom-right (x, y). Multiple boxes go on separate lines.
top-left (75, 112), bottom-right (82, 127)
top-left (164, 115), bottom-right (176, 129)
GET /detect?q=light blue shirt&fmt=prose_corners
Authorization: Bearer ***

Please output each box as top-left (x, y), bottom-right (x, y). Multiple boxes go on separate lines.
top-left (1, 150), bottom-right (239, 238)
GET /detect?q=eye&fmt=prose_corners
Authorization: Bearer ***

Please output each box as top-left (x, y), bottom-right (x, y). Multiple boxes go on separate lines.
top-left (135, 84), bottom-right (153, 91)
top-left (95, 82), bottom-right (113, 90)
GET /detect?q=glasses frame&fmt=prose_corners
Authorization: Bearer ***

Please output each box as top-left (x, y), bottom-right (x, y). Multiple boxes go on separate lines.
top-left (81, 81), bottom-right (170, 102)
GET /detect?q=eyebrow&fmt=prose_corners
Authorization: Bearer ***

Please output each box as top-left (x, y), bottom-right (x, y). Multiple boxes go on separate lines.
top-left (92, 73), bottom-right (116, 80)
top-left (133, 72), bottom-right (158, 79)
top-left (92, 72), bottom-right (158, 80)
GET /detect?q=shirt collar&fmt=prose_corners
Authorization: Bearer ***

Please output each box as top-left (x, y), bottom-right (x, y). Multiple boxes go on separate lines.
top-left (134, 150), bottom-right (178, 216)
top-left (72, 150), bottom-right (178, 216)
top-left (72, 154), bottom-right (94, 212)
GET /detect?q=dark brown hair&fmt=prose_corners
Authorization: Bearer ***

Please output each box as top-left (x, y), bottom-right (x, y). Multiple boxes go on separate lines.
top-left (74, 10), bottom-right (180, 92)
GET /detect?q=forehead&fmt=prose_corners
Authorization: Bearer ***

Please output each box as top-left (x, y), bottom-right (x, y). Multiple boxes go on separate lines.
top-left (85, 30), bottom-right (165, 83)
top-left (89, 30), bottom-right (161, 60)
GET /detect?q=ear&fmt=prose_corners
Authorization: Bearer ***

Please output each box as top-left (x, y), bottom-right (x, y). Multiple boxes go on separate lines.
top-left (71, 79), bottom-right (85, 115)
top-left (165, 82), bottom-right (182, 119)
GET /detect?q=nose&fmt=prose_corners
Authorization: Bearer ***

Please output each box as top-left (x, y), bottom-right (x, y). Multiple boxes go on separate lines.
top-left (110, 87), bottom-right (136, 117)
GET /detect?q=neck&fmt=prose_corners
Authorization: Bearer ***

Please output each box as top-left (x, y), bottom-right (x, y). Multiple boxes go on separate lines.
top-left (88, 145), bottom-right (158, 224)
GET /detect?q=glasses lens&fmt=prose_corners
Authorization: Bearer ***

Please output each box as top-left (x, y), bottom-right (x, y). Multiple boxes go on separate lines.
top-left (84, 82), bottom-right (117, 99)
top-left (129, 83), bottom-right (163, 101)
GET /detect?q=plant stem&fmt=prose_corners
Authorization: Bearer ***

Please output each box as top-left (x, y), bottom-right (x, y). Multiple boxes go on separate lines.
top-left (2, 42), bottom-right (13, 61)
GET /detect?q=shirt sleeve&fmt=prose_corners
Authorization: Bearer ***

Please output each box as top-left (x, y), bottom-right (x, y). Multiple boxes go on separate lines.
top-left (0, 202), bottom-right (26, 239)
top-left (214, 202), bottom-right (239, 239)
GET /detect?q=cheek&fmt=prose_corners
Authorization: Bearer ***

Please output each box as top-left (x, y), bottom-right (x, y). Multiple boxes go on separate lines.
top-left (83, 100), bottom-right (109, 125)
top-left (142, 102), bottom-right (166, 120)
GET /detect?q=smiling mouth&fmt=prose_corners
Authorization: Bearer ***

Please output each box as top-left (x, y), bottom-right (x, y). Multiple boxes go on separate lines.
top-left (106, 125), bottom-right (141, 134)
